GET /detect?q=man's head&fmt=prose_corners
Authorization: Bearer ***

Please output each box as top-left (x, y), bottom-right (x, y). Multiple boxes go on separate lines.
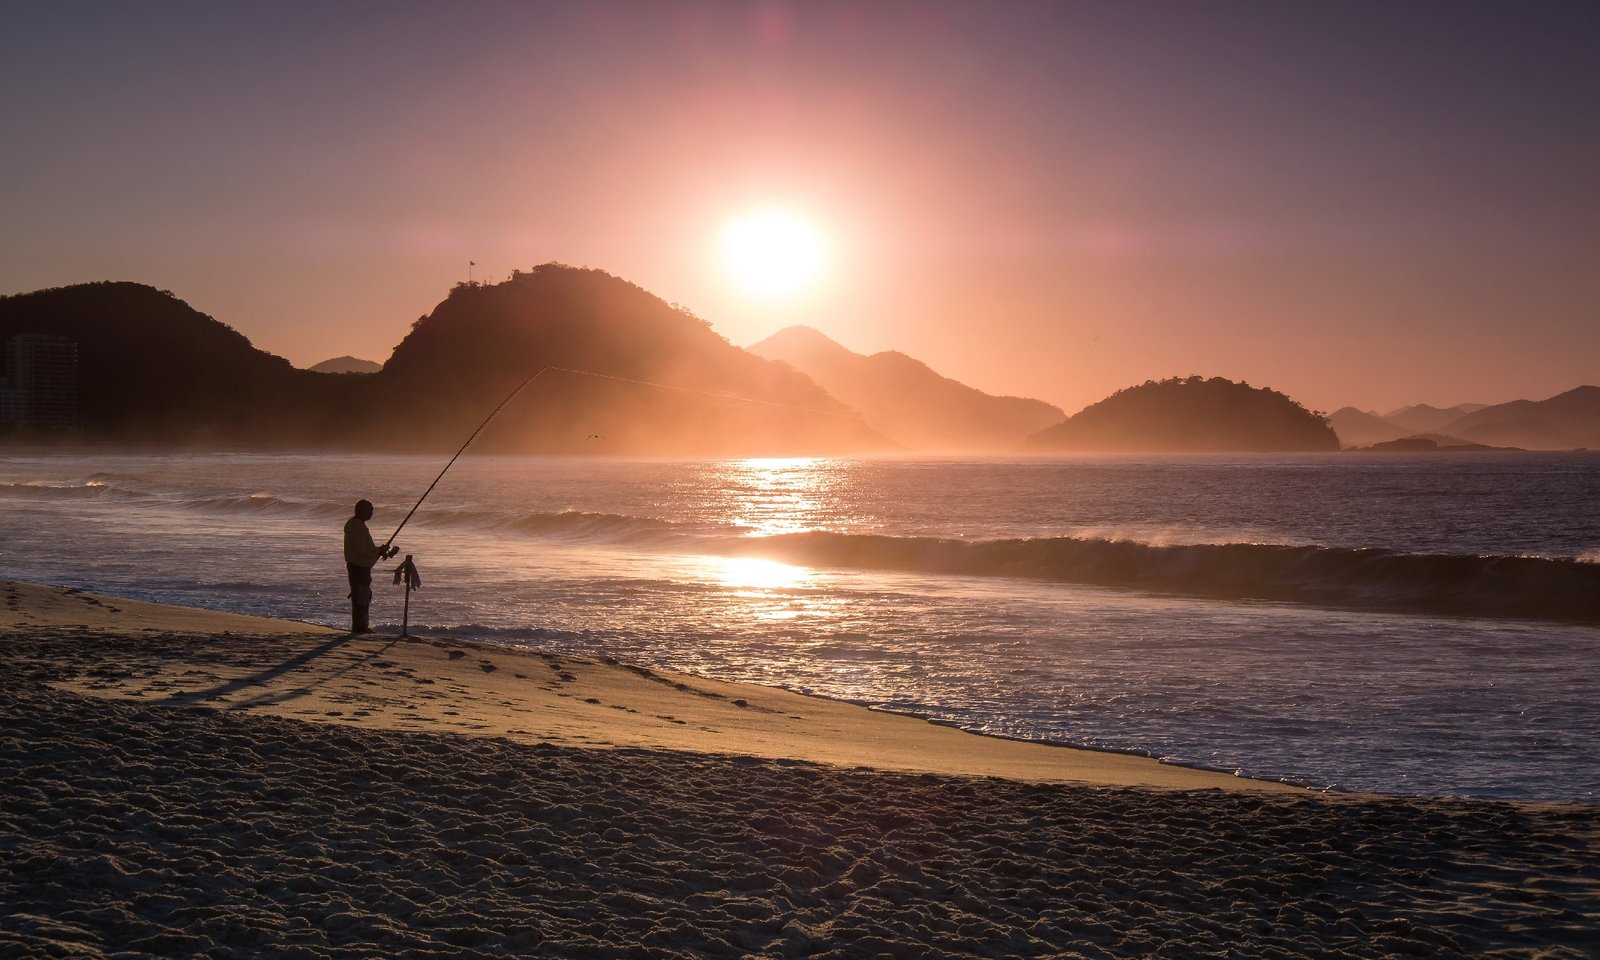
top-left (354, 499), bottom-right (374, 521)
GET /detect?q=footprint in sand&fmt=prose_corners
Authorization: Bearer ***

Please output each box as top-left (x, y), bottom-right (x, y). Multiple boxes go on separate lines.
top-left (479, 661), bottom-right (497, 673)
top-left (447, 650), bottom-right (466, 660)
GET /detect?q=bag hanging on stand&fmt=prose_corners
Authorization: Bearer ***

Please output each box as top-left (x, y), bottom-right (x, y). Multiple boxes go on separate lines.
top-left (392, 554), bottom-right (422, 638)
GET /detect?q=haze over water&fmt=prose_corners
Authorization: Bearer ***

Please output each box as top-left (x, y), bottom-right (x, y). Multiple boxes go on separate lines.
top-left (4, 451), bottom-right (1597, 802)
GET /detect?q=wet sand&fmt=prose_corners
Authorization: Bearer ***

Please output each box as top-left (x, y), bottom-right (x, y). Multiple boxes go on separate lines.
top-left (3, 580), bottom-right (1597, 958)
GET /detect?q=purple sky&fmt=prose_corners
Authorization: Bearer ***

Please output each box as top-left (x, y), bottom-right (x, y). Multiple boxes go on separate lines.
top-left (3, 0), bottom-right (1596, 414)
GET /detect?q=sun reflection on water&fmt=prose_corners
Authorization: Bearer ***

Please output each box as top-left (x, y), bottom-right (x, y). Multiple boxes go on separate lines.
top-left (700, 556), bottom-right (815, 621)
top-left (725, 457), bottom-right (839, 536)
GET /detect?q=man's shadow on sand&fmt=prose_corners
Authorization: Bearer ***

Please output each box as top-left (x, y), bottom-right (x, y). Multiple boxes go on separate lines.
top-left (176, 632), bottom-right (403, 709)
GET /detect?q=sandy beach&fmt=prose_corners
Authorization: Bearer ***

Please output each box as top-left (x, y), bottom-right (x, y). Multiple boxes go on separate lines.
top-left (4, 580), bottom-right (1597, 958)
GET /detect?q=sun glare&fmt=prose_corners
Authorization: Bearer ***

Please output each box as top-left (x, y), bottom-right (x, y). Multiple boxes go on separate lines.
top-left (710, 556), bottom-right (811, 592)
top-left (719, 211), bottom-right (826, 299)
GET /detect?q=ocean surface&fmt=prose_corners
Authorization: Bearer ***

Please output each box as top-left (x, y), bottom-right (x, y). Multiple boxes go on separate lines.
top-left (3, 451), bottom-right (1598, 803)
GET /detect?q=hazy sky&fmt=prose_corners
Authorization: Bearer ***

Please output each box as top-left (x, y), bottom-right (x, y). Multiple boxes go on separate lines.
top-left (3, 0), bottom-right (1596, 415)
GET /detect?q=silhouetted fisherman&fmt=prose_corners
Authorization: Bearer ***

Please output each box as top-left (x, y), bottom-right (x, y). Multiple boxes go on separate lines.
top-left (344, 499), bottom-right (398, 634)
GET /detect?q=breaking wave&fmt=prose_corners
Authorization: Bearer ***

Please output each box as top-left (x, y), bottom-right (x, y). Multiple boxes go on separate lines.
top-left (508, 510), bottom-right (719, 546)
top-left (0, 480), bottom-right (142, 501)
top-left (724, 533), bottom-right (1600, 625)
top-left (22, 473), bottom-right (1598, 624)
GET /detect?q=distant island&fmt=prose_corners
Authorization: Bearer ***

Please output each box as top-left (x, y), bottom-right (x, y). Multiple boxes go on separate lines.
top-left (1024, 377), bottom-right (1340, 453)
top-left (1350, 438), bottom-right (1510, 451)
top-left (1352, 436), bottom-right (1512, 453)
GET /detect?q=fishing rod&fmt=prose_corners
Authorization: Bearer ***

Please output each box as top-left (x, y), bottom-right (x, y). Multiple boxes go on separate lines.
top-left (381, 365), bottom-right (552, 551)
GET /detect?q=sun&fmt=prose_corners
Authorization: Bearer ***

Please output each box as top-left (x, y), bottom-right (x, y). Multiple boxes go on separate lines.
top-left (719, 210), bottom-right (826, 299)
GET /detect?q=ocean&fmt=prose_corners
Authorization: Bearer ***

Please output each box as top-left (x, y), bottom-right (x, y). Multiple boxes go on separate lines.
top-left (4, 451), bottom-right (1597, 803)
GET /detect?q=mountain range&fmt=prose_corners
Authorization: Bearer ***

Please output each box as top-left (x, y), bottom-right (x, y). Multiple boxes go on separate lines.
top-left (748, 325), bottom-right (1063, 451)
top-left (0, 269), bottom-right (886, 454)
top-left (1330, 391), bottom-right (1600, 450)
top-left (0, 268), bottom-right (1081, 454)
top-left (1385, 403), bottom-right (1489, 434)
top-left (5, 265), bottom-right (1595, 454)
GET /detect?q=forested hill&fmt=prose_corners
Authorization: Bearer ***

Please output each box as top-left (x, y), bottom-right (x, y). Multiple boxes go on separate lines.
top-left (1024, 376), bottom-right (1340, 452)
top-left (372, 265), bottom-right (883, 454)
top-left (0, 282), bottom-right (355, 443)
top-left (0, 269), bottom-right (887, 454)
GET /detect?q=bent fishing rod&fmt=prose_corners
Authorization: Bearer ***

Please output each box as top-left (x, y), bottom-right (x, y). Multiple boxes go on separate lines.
top-left (380, 366), bottom-right (552, 551)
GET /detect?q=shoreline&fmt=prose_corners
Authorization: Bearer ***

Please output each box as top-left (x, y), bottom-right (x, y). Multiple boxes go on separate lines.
top-left (2, 579), bottom-right (1298, 794)
top-left (6, 582), bottom-right (1593, 806)
top-left (6, 578), bottom-right (1598, 957)
top-left (6, 578), bottom-right (1593, 804)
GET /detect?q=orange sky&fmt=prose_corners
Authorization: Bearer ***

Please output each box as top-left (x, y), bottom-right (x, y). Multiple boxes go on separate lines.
top-left (3, 2), bottom-right (1597, 416)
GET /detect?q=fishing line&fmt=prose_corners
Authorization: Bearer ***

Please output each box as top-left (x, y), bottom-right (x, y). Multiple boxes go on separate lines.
top-left (545, 366), bottom-right (1018, 446)
top-left (545, 366), bottom-right (875, 422)
top-left (381, 366), bottom-right (552, 549)
top-left (383, 361), bottom-right (992, 547)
